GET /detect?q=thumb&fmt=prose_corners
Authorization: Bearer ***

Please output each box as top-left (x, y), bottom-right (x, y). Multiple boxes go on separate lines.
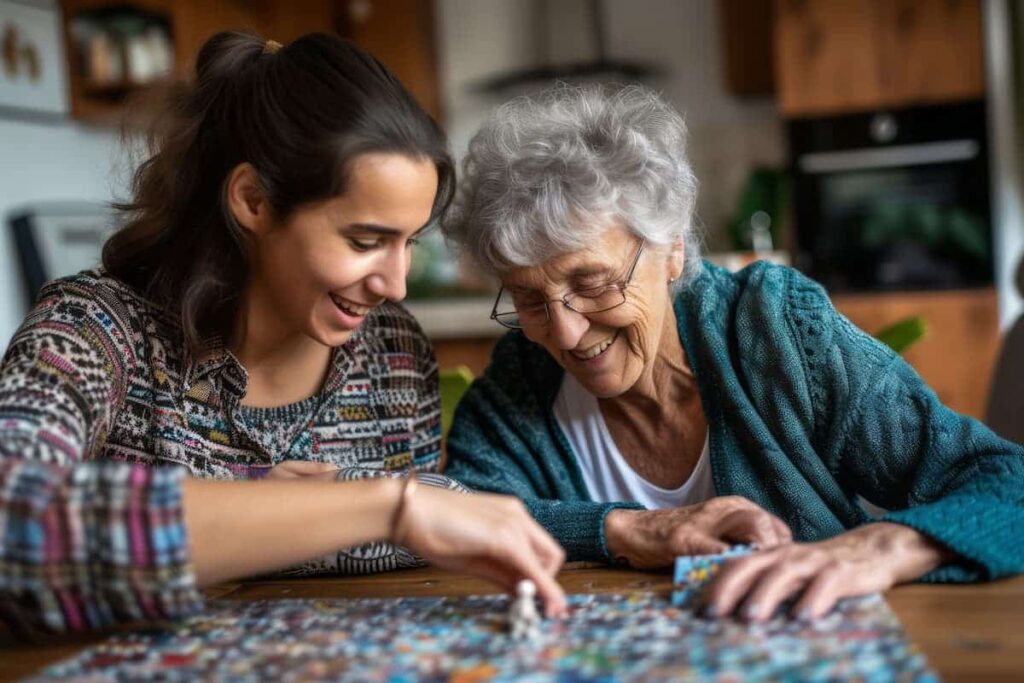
top-left (671, 533), bottom-right (729, 557)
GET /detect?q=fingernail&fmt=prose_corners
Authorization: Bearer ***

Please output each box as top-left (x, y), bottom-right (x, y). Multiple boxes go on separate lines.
top-left (743, 603), bottom-right (763, 621)
top-left (796, 608), bottom-right (813, 622)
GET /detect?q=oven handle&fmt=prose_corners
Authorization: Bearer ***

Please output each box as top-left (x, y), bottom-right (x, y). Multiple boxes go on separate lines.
top-left (798, 140), bottom-right (979, 174)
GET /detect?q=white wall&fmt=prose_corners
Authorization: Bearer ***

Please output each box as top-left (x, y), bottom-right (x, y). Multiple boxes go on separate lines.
top-left (435, 0), bottom-right (786, 252)
top-left (0, 119), bottom-right (123, 349)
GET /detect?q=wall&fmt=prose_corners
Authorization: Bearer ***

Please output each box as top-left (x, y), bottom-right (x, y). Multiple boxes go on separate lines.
top-left (435, 0), bottom-right (786, 252)
top-left (0, 118), bottom-right (123, 349)
top-left (985, 0), bottom-right (1024, 329)
top-left (603, 0), bottom-right (785, 250)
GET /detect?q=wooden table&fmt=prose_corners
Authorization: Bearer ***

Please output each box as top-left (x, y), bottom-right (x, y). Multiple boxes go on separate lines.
top-left (3, 566), bottom-right (1023, 681)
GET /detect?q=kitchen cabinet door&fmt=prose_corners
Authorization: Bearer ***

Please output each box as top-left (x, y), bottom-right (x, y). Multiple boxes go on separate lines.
top-left (338, 0), bottom-right (442, 123)
top-left (876, 0), bottom-right (985, 106)
top-left (774, 0), bottom-right (886, 116)
top-left (774, 0), bottom-right (985, 116)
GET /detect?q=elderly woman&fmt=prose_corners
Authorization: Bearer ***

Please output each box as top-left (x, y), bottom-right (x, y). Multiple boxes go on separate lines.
top-left (442, 84), bottom-right (1024, 622)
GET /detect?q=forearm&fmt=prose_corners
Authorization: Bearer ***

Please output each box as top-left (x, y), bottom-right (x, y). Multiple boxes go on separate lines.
top-left (182, 477), bottom-right (403, 586)
top-left (0, 460), bottom-right (200, 634)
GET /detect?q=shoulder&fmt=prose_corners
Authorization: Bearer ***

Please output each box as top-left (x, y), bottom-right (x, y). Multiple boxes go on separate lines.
top-left (693, 260), bottom-right (881, 356)
top-left (13, 270), bottom-right (159, 355)
top-left (703, 261), bottom-right (898, 429)
top-left (732, 261), bottom-right (892, 366)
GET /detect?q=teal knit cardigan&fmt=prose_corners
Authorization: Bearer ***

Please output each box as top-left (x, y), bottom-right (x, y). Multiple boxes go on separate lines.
top-left (445, 261), bottom-right (1024, 583)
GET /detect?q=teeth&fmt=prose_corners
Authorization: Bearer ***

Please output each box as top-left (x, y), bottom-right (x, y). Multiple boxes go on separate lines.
top-left (331, 295), bottom-right (370, 317)
top-left (571, 336), bottom-right (615, 360)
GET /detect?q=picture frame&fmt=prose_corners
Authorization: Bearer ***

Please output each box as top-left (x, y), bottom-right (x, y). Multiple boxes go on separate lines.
top-left (0, 0), bottom-right (69, 121)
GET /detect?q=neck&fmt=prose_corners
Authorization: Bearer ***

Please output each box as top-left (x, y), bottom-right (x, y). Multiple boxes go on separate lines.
top-left (231, 278), bottom-right (331, 407)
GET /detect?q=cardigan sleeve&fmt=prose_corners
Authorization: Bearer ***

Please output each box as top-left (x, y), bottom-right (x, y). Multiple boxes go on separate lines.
top-left (790, 274), bottom-right (1024, 582)
top-left (0, 458), bottom-right (202, 634)
top-left (445, 349), bottom-right (643, 563)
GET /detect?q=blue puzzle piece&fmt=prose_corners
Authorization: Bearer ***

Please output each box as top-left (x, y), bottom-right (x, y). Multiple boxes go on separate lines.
top-left (671, 545), bottom-right (754, 608)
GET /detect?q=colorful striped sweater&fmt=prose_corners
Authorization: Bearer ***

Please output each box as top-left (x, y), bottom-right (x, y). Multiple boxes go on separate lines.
top-left (0, 270), bottom-right (446, 633)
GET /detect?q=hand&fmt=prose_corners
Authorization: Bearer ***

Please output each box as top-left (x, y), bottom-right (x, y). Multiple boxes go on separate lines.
top-left (263, 460), bottom-right (340, 481)
top-left (604, 496), bottom-right (792, 569)
top-left (392, 483), bottom-right (568, 618)
top-left (703, 522), bottom-right (953, 622)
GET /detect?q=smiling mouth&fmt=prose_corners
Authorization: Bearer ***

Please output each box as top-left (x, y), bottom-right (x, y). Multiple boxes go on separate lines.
top-left (569, 331), bottom-right (620, 361)
top-left (330, 294), bottom-right (372, 317)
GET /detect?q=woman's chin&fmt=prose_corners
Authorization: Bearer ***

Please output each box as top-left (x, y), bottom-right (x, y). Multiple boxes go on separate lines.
top-left (309, 320), bottom-right (357, 348)
top-left (569, 369), bottom-right (629, 399)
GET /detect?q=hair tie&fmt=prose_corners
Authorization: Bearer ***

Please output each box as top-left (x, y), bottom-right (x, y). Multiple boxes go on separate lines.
top-left (263, 39), bottom-right (282, 55)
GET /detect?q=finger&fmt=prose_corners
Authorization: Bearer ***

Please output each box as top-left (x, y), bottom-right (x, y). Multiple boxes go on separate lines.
top-left (772, 516), bottom-right (794, 545)
top-left (791, 562), bottom-right (855, 621)
top-left (529, 528), bottom-right (566, 576)
top-left (716, 509), bottom-right (781, 548)
top-left (703, 551), bottom-right (778, 618)
top-left (499, 540), bottom-right (568, 618)
top-left (739, 559), bottom-right (819, 623)
top-left (674, 535), bottom-right (729, 557)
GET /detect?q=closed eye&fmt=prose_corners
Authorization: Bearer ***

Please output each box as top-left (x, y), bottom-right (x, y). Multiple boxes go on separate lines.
top-left (348, 238), bottom-right (381, 252)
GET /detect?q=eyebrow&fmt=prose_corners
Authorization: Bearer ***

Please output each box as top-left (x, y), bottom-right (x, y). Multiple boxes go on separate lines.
top-left (344, 223), bottom-right (430, 238)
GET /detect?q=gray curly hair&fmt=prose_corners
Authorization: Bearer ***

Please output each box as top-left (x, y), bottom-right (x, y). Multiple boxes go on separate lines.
top-left (443, 83), bottom-right (702, 289)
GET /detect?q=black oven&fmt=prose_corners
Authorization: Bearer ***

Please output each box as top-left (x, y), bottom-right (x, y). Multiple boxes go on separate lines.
top-left (788, 100), bottom-right (992, 292)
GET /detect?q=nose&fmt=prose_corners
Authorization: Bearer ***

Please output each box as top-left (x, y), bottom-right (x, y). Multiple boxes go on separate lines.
top-left (546, 302), bottom-right (590, 350)
top-left (365, 247), bottom-right (409, 303)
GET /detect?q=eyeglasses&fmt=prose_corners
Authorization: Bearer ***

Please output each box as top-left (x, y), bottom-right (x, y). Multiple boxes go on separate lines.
top-left (490, 240), bottom-right (646, 329)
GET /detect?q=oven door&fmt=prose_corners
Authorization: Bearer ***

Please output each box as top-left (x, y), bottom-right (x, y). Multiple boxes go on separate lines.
top-left (789, 101), bottom-right (992, 292)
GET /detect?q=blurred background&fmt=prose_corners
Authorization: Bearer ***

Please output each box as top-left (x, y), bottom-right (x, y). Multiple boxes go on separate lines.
top-left (0, 0), bottom-right (1021, 437)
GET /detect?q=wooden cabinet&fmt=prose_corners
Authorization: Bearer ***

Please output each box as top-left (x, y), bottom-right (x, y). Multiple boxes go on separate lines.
top-left (60, 0), bottom-right (442, 126)
top-left (61, 0), bottom-right (337, 123)
top-left (718, 0), bottom-right (776, 96)
top-left (337, 0), bottom-right (442, 122)
top-left (774, 0), bottom-right (984, 116)
top-left (832, 288), bottom-right (999, 420)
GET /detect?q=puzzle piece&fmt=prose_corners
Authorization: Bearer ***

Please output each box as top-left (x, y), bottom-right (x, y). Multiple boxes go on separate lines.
top-left (671, 545), bottom-right (754, 608)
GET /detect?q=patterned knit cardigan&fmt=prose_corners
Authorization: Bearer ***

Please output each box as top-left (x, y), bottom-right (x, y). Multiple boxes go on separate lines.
top-left (0, 270), bottom-right (450, 633)
top-left (446, 261), bottom-right (1024, 583)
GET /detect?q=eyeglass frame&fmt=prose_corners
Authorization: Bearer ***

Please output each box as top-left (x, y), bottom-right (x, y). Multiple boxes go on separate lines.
top-left (489, 239), bottom-right (647, 329)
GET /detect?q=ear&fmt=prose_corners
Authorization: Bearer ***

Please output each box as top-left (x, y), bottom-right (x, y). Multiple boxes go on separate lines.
top-left (667, 238), bottom-right (686, 283)
top-left (225, 162), bottom-right (272, 235)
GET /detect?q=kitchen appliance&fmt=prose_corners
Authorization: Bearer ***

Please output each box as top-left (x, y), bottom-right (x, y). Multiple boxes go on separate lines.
top-left (789, 100), bottom-right (992, 292)
top-left (9, 201), bottom-right (116, 306)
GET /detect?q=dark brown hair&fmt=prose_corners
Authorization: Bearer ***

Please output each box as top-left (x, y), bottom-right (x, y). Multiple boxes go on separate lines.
top-left (103, 32), bottom-right (454, 353)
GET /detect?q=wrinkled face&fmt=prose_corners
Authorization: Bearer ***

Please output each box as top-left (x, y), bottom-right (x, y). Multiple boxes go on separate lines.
top-left (499, 226), bottom-right (684, 398)
top-left (248, 153), bottom-right (438, 347)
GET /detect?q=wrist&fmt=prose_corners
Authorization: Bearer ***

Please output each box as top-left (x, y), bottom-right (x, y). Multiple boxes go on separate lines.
top-left (603, 508), bottom-right (639, 565)
top-left (363, 477), bottom-right (404, 542)
top-left (389, 472), bottom-right (419, 544)
top-left (863, 522), bottom-right (952, 583)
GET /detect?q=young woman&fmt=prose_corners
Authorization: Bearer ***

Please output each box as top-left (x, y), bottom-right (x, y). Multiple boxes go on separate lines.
top-left (0, 32), bottom-right (565, 635)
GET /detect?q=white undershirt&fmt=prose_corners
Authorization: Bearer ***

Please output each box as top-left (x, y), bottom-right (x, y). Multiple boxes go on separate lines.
top-left (553, 372), bottom-right (715, 509)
